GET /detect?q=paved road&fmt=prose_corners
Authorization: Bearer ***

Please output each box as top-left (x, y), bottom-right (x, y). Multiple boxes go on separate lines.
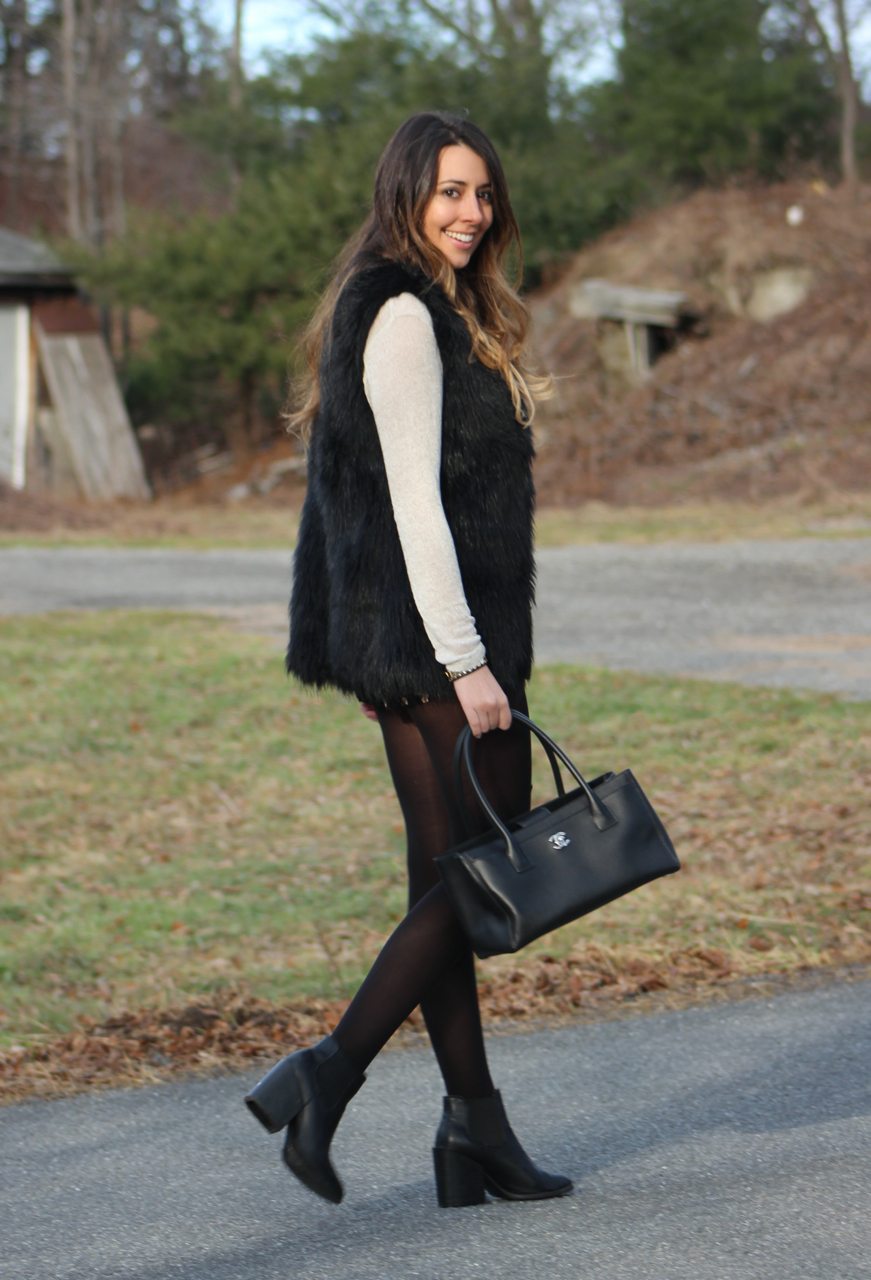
top-left (1, 539), bottom-right (869, 696)
top-left (2, 541), bottom-right (869, 1276)
top-left (2, 979), bottom-right (869, 1280)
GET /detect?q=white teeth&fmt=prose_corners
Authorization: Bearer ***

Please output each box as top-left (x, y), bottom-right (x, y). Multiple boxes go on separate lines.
top-left (445, 231), bottom-right (475, 244)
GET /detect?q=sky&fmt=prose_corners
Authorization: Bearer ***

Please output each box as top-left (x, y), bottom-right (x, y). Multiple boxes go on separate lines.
top-left (203, 0), bottom-right (618, 81)
top-left (204, 1), bottom-right (329, 69)
top-left (205, 1), bottom-right (870, 86)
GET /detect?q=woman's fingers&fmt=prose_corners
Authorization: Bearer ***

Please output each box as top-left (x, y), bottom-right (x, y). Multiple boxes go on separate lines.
top-left (452, 665), bottom-right (511, 736)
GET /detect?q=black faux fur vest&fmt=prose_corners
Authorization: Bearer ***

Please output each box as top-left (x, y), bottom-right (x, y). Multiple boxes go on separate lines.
top-left (286, 258), bottom-right (535, 705)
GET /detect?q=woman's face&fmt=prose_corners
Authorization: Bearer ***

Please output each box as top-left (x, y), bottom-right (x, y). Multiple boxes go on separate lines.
top-left (421, 144), bottom-right (494, 269)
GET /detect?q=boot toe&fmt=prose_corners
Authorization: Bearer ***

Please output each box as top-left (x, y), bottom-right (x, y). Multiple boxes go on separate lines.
top-left (282, 1133), bottom-right (344, 1204)
top-left (246, 1036), bottom-right (363, 1205)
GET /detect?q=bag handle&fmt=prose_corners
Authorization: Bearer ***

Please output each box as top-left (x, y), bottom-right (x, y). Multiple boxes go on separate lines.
top-left (452, 711), bottom-right (565, 825)
top-left (453, 710), bottom-right (616, 873)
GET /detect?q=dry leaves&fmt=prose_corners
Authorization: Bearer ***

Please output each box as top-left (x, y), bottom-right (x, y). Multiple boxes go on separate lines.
top-left (5, 941), bottom-right (868, 1105)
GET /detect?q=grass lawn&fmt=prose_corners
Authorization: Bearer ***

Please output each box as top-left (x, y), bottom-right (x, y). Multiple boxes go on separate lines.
top-left (1, 493), bottom-right (869, 550)
top-left (2, 610), bottom-right (868, 1087)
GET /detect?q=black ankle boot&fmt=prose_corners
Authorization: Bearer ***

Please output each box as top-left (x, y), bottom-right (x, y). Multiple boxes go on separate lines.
top-left (433, 1090), bottom-right (573, 1208)
top-left (244, 1035), bottom-right (365, 1204)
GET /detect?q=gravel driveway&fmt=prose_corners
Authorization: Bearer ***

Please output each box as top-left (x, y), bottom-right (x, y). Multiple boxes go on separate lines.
top-left (1, 538), bottom-right (868, 696)
top-left (2, 977), bottom-right (868, 1280)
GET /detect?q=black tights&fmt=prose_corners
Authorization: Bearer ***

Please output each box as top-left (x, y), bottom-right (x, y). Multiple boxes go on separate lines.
top-left (332, 690), bottom-right (530, 1098)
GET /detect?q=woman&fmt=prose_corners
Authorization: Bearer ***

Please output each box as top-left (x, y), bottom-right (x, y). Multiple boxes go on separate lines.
top-left (244, 111), bottom-right (572, 1209)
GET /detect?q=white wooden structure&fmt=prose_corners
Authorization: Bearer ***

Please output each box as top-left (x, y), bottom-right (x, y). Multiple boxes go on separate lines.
top-left (569, 279), bottom-right (696, 383)
top-left (0, 227), bottom-right (150, 501)
top-left (0, 300), bottom-right (29, 487)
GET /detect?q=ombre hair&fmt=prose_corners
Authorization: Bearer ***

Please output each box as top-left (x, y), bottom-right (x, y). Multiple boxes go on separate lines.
top-left (287, 111), bottom-right (549, 441)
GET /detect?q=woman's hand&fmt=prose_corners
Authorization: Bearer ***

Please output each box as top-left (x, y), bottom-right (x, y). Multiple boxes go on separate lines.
top-left (452, 665), bottom-right (512, 737)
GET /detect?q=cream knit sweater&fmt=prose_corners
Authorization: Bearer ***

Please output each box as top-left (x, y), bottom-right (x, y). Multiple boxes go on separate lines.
top-left (362, 292), bottom-right (487, 675)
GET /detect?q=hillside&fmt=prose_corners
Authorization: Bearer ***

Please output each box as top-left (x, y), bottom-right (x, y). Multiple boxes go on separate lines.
top-left (3, 180), bottom-right (869, 534)
top-left (530, 181), bottom-right (871, 505)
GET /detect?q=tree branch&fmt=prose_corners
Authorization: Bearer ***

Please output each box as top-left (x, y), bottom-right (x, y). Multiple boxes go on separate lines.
top-left (414, 0), bottom-right (494, 58)
top-left (305, 1), bottom-right (356, 35)
top-left (783, 0), bottom-right (834, 66)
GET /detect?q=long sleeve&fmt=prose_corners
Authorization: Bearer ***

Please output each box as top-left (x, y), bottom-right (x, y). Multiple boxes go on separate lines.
top-left (362, 293), bottom-right (487, 674)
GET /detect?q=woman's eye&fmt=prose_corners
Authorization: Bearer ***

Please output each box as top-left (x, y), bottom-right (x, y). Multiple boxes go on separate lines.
top-left (479, 190), bottom-right (493, 203)
top-left (442, 187), bottom-right (459, 198)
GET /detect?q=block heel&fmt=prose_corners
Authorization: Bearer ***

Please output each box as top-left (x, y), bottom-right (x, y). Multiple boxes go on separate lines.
top-left (433, 1147), bottom-right (486, 1208)
top-left (244, 1057), bottom-right (305, 1133)
top-left (243, 1035), bottom-right (366, 1204)
top-left (432, 1091), bottom-right (573, 1206)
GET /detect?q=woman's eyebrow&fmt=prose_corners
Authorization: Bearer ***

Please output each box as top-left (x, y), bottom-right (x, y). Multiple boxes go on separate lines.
top-left (439, 179), bottom-right (493, 188)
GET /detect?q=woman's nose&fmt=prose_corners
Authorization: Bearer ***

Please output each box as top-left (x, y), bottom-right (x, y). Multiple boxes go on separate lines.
top-left (459, 192), bottom-right (485, 224)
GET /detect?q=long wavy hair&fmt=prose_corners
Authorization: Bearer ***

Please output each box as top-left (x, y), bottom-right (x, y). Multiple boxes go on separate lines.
top-left (288, 111), bottom-right (549, 441)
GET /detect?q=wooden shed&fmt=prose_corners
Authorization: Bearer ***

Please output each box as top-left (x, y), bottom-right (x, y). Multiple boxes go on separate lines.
top-left (569, 278), bottom-right (700, 387)
top-left (0, 227), bottom-right (150, 501)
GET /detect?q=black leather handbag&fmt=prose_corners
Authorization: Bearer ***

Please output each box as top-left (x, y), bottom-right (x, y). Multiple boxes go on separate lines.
top-left (435, 711), bottom-right (680, 959)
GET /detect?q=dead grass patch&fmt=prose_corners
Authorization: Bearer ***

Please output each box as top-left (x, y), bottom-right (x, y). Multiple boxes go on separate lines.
top-left (1, 486), bottom-right (869, 550)
top-left (1, 613), bottom-right (868, 1101)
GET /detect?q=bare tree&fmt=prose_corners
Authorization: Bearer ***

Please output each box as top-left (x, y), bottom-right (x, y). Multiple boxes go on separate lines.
top-left (229, 0), bottom-right (244, 112)
top-left (227, 0), bottom-right (244, 193)
top-left (65, 0), bottom-right (126, 247)
top-left (61, 0), bottom-right (83, 239)
top-left (1, 0), bottom-right (29, 226)
top-left (3, 1), bottom-right (219, 238)
top-left (413, 0), bottom-right (596, 71)
top-left (787, 0), bottom-right (868, 196)
top-left (105, 0), bottom-right (128, 243)
top-left (78, 0), bottom-right (100, 243)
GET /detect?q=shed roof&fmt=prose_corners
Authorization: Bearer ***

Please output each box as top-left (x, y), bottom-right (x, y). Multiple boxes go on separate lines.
top-left (570, 278), bottom-right (695, 328)
top-left (0, 227), bottom-right (73, 289)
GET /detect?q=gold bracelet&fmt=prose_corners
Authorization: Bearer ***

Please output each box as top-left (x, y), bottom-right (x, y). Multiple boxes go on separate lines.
top-left (445, 659), bottom-right (488, 683)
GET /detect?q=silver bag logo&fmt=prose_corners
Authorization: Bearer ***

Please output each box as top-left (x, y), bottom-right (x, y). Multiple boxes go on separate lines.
top-left (548, 832), bottom-right (571, 850)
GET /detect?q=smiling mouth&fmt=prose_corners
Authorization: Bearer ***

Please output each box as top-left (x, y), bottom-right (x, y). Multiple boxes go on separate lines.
top-left (444, 230), bottom-right (476, 246)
